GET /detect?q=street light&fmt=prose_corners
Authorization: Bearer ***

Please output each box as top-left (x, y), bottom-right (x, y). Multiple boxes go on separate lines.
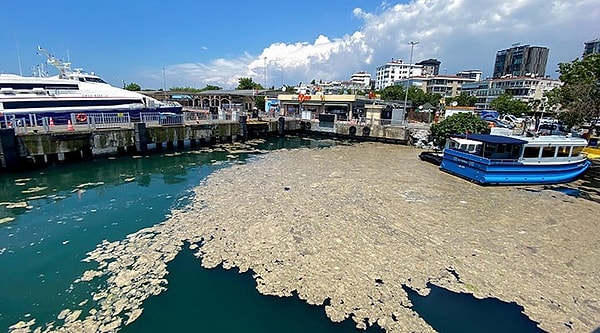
top-left (403, 41), bottom-right (419, 121)
top-left (264, 57), bottom-right (268, 90)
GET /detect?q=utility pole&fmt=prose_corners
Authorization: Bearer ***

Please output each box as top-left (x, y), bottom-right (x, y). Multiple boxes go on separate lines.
top-left (403, 41), bottom-right (419, 122)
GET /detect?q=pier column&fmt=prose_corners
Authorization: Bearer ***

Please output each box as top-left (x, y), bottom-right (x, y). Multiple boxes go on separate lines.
top-left (134, 123), bottom-right (148, 154)
top-left (278, 117), bottom-right (285, 136)
top-left (239, 115), bottom-right (248, 141)
top-left (0, 128), bottom-right (18, 170)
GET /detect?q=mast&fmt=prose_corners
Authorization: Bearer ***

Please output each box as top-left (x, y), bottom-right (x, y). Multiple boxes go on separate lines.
top-left (37, 46), bottom-right (71, 78)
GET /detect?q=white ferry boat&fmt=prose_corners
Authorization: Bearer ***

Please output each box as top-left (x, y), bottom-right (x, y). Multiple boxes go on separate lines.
top-left (0, 47), bottom-right (181, 124)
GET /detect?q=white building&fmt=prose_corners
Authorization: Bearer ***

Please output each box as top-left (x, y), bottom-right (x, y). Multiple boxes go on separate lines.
top-left (374, 59), bottom-right (422, 90)
top-left (349, 71), bottom-right (371, 88)
top-left (395, 75), bottom-right (478, 98)
top-left (461, 75), bottom-right (563, 110)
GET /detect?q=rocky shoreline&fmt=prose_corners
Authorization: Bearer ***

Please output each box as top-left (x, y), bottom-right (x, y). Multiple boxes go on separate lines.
top-left (12, 142), bottom-right (600, 333)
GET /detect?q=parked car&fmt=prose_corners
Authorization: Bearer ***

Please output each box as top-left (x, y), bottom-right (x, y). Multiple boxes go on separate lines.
top-left (486, 119), bottom-right (515, 129)
top-left (537, 123), bottom-right (568, 136)
top-left (500, 114), bottom-right (525, 124)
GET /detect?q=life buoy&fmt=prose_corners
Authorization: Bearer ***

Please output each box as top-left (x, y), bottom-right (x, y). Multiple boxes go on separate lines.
top-left (305, 121), bottom-right (311, 130)
top-left (76, 113), bottom-right (87, 123)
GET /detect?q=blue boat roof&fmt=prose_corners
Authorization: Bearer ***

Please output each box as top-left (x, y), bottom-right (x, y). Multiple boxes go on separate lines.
top-left (452, 134), bottom-right (528, 145)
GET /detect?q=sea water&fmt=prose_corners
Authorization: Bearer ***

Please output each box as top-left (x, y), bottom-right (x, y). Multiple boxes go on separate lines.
top-left (0, 137), bottom-right (542, 332)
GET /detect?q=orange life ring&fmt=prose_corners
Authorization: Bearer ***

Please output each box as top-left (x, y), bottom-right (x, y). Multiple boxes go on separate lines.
top-left (76, 113), bottom-right (87, 122)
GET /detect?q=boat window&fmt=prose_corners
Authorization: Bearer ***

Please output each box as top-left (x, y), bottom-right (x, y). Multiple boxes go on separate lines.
top-left (541, 146), bottom-right (555, 158)
top-left (523, 146), bottom-right (540, 158)
top-left (511, 145), bottom-right (521, 159)
top-left (85, 77), bottom-right (107, 83)
top-left (556, 146), bottom-right (570, 157)
top-left (572, 146), bottom-right (584, 157)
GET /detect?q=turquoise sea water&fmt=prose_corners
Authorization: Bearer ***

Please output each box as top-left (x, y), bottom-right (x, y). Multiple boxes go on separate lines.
top-left (0, 137), bottom-right (543, 332)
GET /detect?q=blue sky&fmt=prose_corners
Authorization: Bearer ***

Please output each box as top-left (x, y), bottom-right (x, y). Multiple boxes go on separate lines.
top-left (1, 0), bottom-right (599, 89)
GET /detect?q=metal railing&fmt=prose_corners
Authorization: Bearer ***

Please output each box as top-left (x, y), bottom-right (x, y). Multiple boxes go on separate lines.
top-left (140, 112), bottom-right (184, 126)
top-left (74, 112), bottom-right (133, 129)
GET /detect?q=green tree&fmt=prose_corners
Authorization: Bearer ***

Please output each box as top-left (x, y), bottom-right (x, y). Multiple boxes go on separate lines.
top-left (547, 53), bottom-right (600, 131)
top-left (170, 85), bottom-right (222, 92)
top-left (489, 93), bottom-right (528, 115)
top-left (380, 85), bottom-right (405, 101)
top-left (125, 83), bottom-right (141, 91)
top-left (237, 77), bottom-right (263, 90)
top-left (446, 92), bottom-right (477, 107)
top-left (430, 113), bottom-right (489, 146)
top-left (202, 85), bottom-right (222, 91)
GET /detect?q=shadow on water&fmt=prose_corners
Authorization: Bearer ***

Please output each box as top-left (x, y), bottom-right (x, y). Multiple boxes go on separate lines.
top-left (404, 284), bottom-right (545, 333)
top-left (122, 246), bottom-right (383, 333)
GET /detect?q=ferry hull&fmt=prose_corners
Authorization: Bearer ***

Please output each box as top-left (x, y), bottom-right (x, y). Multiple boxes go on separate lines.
top-left (441, 149), bottom-right (592, 185)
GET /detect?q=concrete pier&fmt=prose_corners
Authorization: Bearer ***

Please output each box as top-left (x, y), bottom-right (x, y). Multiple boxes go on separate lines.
top-left (0, 118), bottom-right (411, 171)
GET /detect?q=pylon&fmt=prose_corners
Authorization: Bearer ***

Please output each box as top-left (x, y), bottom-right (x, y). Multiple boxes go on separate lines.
top-left (49, 117), bottom-right (55, 127)
top-left (67, 120), bottom-right (74, 132)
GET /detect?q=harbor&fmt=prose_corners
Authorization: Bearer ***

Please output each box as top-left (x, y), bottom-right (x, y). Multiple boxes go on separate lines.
top-left (2, 138), bottom-right (598, 333)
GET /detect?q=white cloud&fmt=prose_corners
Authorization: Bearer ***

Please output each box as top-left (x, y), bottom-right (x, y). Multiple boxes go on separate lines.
top-left (149, 0), bottom-right (600, 88)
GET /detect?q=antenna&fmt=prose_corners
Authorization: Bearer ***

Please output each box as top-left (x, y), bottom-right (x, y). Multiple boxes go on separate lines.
top-left (15, 38), bottom-right (23, 76)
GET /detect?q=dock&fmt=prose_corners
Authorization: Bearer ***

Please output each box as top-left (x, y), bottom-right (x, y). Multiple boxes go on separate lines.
top-left (0, 112), bottom-right (412, 171)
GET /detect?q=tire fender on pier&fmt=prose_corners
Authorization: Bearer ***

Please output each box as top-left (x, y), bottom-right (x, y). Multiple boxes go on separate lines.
top-left (362, 126), bottom-right (370, 136)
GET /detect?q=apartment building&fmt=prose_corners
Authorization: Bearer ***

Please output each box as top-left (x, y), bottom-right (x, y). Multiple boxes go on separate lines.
top-left (462, 75), bottom-right (562, 110)
top-left (493, 44), bottom-right (549, 78)
top-left (374, 59), bottom-right (422, 90)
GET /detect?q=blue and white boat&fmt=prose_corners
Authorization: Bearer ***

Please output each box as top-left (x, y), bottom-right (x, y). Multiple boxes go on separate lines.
top-left (440, 133), bottom-right (591, 185)
top-left (0, 47), bottom-right (181, 124)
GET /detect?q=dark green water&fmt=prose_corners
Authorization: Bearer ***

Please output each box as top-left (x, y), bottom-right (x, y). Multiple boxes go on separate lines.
top-left (122, 246), bottom-right (380, 333)
top-left (0, 137), bottom-right (544, 332)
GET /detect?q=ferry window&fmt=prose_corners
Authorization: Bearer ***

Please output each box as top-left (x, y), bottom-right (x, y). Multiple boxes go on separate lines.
top-left (541, 146), bottom-right (556, 158)
top-left (572, 146), bottom-right (584, 156)
top-left (556, 146), bottom-right (570, 157)
top-left (523, 146), bottom-right (540, 158)
top-left (467, 144), bottom-right (475, 152)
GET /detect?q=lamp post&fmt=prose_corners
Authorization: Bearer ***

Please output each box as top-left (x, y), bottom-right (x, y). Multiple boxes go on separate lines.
top-left (402, 41), bottom-right (419, 121)
top-left (264, 57), bottom-right (267, 90)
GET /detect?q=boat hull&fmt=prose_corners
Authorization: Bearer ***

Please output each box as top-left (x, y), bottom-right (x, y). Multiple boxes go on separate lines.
top-left (440, 149), bottom-right (591, 185)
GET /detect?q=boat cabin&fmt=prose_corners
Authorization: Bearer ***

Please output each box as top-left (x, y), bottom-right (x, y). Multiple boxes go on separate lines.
top-left (446, 134), bottom-right (524, 160)
top-left (446, 134), bottom-right (588, 162)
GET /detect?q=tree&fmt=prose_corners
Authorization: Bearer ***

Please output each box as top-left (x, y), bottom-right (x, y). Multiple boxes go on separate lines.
top-left (430, 113), bottom-right (489, 146)
top-left (379, 85), bottom-right (405, 100)
top-left (125, 83), bottom-right (141, 91)
top-left (547, 54), bottom-right (600, 131)
top-left (445, 92), bottom-right (477, 107)
top-left (170, 85), bottom-right (222, 92)
top-left (237, 77), bottom-right (263, 90)
top-left (489, 93), bottom-right (528, 115)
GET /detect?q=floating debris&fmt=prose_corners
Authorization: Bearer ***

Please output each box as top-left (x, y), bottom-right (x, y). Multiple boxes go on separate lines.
top-left (1, 202), bottom-right (29, 209)
top-left (21, 186), bottom-right (48, 194)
